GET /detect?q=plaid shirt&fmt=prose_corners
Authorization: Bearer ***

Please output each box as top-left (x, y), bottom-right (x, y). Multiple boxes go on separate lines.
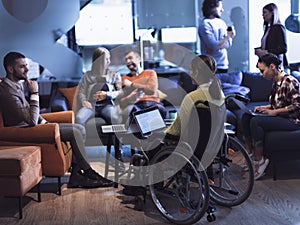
top-left (270, 73), bottom-right (300, 124)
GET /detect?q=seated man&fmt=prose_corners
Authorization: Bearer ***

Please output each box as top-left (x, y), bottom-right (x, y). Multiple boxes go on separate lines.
top-left (118, 50), bottom-right (166, 123)
top-left (0, 51), bottom-right (113, 189)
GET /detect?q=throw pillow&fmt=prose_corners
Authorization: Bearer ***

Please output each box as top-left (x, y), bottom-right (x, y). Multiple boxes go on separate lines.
top-left (221, 83), bottom-right (250, 97)
top-left (215, 71), bottom-right (243, 86)
top-left (58, 86), bottom-right (78, 111)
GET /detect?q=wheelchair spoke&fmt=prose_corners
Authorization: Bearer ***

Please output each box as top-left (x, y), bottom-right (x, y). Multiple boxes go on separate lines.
top-left (149, 147), bottom-right (210, 224)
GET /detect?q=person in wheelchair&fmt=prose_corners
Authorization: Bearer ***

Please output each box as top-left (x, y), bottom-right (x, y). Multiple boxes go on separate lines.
top-left (148, 54), bottom-right (226, 162)
top-left (122, 54), bottom-right (226, 195)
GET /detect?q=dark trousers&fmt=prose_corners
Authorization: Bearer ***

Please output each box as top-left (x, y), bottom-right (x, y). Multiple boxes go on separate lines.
top-left (216, 68), bottom-right (228, 73)
top-left (242, 113), bottom-right (300, 147)
top-left (59, 123), bottom-right (90, 170)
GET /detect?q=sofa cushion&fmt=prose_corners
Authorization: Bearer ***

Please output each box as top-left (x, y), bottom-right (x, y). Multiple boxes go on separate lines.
top-left (265, 130), bottom-right (300, 153)
top-left (215, 71), bottom-right (243, 86)
top-left (58, 86), bottom-right (78, 111)
top-left (221, 83), bottom-right (250, 97)
top-left (292, 71), bottom-right (300, 82)
top-left (242, 72), bottom-right (273, 102)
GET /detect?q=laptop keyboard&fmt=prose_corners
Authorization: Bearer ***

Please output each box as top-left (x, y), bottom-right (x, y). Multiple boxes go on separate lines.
top-left (101, 124), bottom-right (127, 133)
top-left (112, 124), bottom-right (127, 132)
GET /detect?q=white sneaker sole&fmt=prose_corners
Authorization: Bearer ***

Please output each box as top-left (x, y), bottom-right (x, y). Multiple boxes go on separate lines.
top-left (254, 158), bottom-right (269, 180)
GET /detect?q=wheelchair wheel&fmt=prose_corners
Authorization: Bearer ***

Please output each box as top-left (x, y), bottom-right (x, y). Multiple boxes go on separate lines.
top-left (209, 136), bottom-right (254, 207)
top-left (148, 145), bottom-right (210, 225)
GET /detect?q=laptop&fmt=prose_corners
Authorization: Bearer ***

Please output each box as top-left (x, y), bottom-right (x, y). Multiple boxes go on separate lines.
top-left (101, 124), bottom-right (127, 133)
top-left (246, 109), bottom-right (275, 116)
top-left (129, 105), bottom-right (166, 136)
top-left (231, 98), bottom-right (275, 117)
top-left (101, 106), bottom-right (166, 136)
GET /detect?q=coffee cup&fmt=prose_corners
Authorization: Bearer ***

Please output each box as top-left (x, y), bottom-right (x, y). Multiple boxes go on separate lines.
top-left (169, 110), bottom-right (178, 120)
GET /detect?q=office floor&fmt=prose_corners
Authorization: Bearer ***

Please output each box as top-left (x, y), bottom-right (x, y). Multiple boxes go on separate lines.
top-left (0, 146), bottom-right (300, 225)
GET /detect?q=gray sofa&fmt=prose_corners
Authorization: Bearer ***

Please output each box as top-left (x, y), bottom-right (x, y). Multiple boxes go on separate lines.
top-left (216, 71), bottom-right (300, 180)
top-left (216, 71), bottom-right (273, 137)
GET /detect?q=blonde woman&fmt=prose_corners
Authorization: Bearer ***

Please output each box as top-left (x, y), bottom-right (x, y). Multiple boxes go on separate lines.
top-left (76, 47), bottom-right (122, 125)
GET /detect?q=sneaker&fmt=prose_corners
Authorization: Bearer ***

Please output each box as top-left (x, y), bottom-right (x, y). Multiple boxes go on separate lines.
top-left (254, 157), bottom-right (269, 180)
top-left (241, 153), bottom-right (253, 172)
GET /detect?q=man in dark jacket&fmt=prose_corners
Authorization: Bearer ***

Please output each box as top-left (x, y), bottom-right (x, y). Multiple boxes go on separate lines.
top-left (0, 51), bottom-right (113, 188)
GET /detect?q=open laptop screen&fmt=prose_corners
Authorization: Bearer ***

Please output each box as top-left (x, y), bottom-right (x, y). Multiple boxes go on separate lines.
top-left (132, 106), bottom-right (166, 136)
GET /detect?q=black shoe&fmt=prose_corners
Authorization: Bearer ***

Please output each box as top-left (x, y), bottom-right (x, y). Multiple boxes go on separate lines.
top-left (84, 168), bottom-right (113, 183)
top-left (122, 185), bottom-right (146, 196)
top-left (67, 171), bottom-right (113, 188)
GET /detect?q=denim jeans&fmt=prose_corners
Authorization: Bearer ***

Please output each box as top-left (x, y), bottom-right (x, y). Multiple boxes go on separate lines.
top-left (76, 104), bottom-right (121, 125)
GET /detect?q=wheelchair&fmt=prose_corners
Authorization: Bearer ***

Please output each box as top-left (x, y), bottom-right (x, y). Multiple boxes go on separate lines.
top-left (119, 96), bottom-right (254, 224)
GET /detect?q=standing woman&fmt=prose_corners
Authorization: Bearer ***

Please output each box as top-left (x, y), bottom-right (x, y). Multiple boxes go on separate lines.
top-left (255, 3), bottom-right (288, 69)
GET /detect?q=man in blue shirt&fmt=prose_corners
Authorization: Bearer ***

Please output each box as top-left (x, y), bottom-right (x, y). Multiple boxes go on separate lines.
top-left (198, 0), bottom-right (235, 73)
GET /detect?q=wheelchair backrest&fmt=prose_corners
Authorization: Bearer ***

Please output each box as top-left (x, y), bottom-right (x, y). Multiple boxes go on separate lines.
top-left (181, 100), bottom-right (212, 160)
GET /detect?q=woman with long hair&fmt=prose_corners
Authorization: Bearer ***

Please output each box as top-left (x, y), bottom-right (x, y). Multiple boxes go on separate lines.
top-left (76, 47), bottom-right (122, 125)
top-left (254, 3), bottom-right (288, 69)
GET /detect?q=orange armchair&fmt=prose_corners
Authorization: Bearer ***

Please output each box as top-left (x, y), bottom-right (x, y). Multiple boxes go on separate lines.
top-left (0, 111), bottom-right (74, 195)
